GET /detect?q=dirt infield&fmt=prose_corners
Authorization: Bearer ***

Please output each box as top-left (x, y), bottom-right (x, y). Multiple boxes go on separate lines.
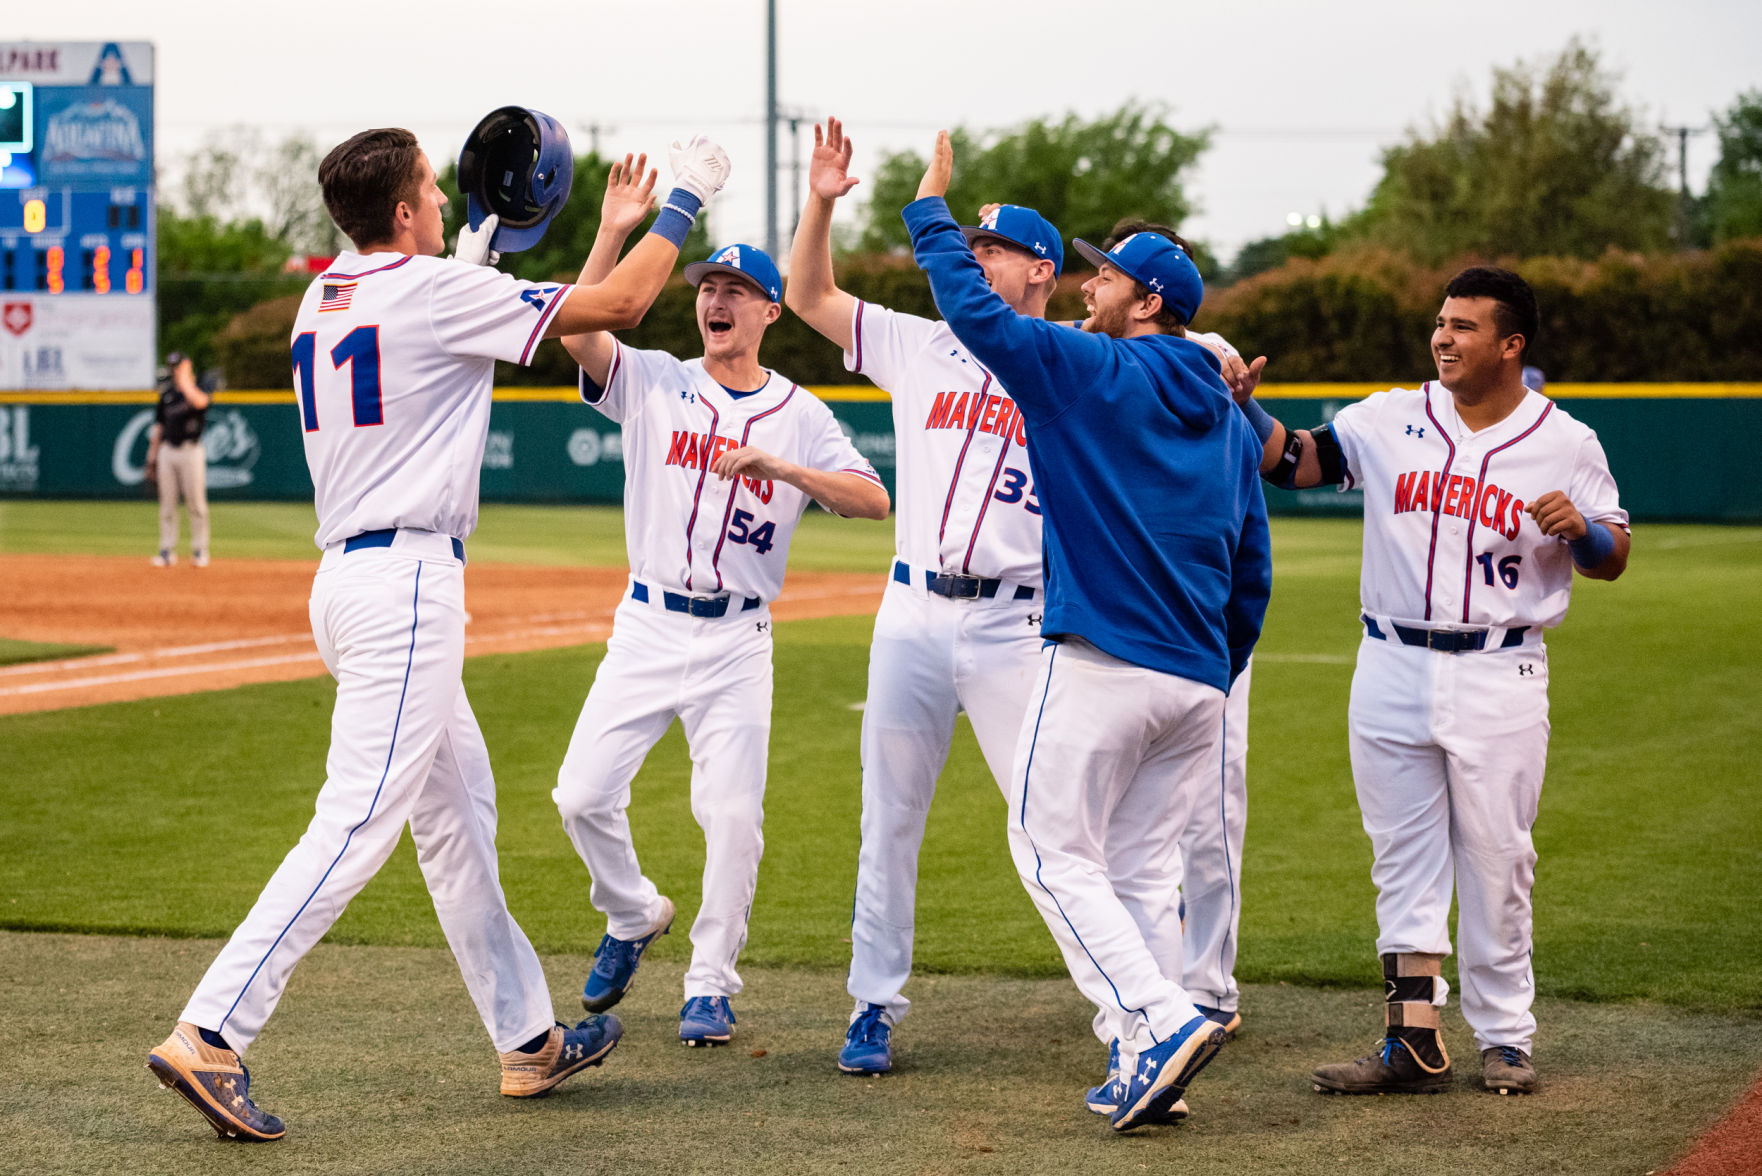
top-left (0, 554), bottom-right (883, 715)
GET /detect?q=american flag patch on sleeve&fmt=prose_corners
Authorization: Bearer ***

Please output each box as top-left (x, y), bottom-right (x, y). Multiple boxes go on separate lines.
top-left (319, 282), bottom-right (357, 312)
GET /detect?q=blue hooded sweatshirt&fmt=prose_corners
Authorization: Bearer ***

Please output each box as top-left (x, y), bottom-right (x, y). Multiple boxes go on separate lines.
top-left (904, 196), bottom-right (1270, 692)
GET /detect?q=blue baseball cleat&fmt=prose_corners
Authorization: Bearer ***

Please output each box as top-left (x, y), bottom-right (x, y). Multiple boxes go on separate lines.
top-left (1110, 1015), bottom-right (1227, 1132)
top-left (1086, 1039), bottom-right (1188, 1121)
top-left (499, 1015), bottom-right (623, 1098)
top-left (837, 1003), bottom-right (893, 1074)
top-left (581, 896), bottom-right (674, 1013)
top-left (1085, 1039), bottom-right (1122, 1114)
top-left (147, 1023), bottom-right (285, 1141)
top-left (1196, 1003), bottom-right (1243, 1040)
top-left (679, 996), bottom-right (736, 1046)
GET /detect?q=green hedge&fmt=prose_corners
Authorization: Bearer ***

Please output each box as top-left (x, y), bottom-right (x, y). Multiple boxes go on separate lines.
top-left (213, 240), bottom-right (1762, 388)
top-left (1202, 239), bottom-right (1762, 381)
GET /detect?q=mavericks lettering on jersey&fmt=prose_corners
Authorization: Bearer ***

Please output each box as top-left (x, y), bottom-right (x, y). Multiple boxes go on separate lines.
top-left (1393, 469), bottom-right (1526, 541)
top-left (664, 429), bottom-right (775, 503)
top-left (924, 389), bottom-right (1027, 447)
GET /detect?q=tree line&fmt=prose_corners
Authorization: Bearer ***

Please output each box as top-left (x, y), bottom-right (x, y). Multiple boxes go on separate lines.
top-left (168, 40), bottom-right (1762, 384)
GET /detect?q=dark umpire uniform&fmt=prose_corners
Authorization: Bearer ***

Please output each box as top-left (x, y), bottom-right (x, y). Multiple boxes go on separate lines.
top-left (150, 352), bottom-right (212, 566)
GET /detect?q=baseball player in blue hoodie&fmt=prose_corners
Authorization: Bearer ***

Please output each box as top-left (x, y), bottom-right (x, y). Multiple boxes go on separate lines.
top-left (905, 133), bottom-right (1271, 1132)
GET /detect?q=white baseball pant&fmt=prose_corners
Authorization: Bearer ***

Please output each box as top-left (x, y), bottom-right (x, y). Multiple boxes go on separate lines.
top-left (1006, 637), bottom-right (1223, 1073)
top-left (1348, 633), bottom-right (1550, 1053)
top-left (1176, 656), bottom-right (1252, 1011)
top-left (846, 574), bottom-right (1044, 1022)
top-left (156, 439), bottom-right (210, 556)
top-left (183, 535), bottom-right (556, 1054)
top-left (553, 589), bottom-right (774, 999)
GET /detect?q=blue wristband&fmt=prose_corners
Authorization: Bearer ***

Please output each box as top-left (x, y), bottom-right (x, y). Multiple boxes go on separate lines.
top-left (648, 187), bottom-right (702, 249)
top-left (1237, 394), bottom-right (1278, 447)
top-left (1567, 521), bottom-right (1616, 568)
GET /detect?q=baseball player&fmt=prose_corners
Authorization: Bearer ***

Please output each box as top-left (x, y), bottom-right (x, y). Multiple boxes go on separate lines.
top-left (907, 133), bottom-right (1271, 1132)
top-left (784, 117), bottom-right (1063, 1075)
top-left (1060, 220), bottom-right (1269, 1070)
top-left (146, 127), bottom-right (732, 1140)
top-left (1236, 266), bottom-right (1629, 1096)
top-left (147, 352), bottom-right (213, 568)
top-left (550, 190), bottom-right (889, 1048)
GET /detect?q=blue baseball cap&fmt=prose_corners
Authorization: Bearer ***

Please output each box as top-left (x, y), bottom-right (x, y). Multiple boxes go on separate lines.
top-left (684, 243), bottom-right (782, 303)
top-left (960, 205), bottom-right (1064, 276)
top-left (1072, 232), bottom-right (1203, 324)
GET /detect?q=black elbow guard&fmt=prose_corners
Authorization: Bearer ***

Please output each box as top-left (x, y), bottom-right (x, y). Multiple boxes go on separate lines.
top-left (1312, 423), bottom-right (1347, 486)
top-left (1264, 429), bottom-right (1303, 489)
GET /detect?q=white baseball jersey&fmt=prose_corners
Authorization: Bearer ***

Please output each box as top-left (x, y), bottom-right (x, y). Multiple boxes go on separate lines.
top-left (292, 251), bottom-right (571, 549)
top-left (845, 301), bottom-right (1043, 585)
top-left (582, 342), bottom-right (881, 601)
top-left (1329, 382), bottom-right (1628, 630)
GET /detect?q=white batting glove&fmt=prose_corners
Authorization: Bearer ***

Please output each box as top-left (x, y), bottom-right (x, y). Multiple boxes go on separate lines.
top-left (453, 213), bottom-right (500, 266)
top-left (669, 136), bottom-right (732, 207)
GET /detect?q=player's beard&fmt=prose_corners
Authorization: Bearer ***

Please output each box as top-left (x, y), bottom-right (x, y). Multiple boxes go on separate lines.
top-left (1083, 299), bottom-right (1129, 339)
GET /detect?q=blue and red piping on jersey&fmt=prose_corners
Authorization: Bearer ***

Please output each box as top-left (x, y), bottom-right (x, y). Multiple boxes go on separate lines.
top-left (706, 385), bottom-right (797, 591)
top-left (936, 368), bottom-right (993, 547)
top-left (320, 255), bottom-right (414, 280)
top-left (1458, 399), bottom-right (1554, 623)
top-left (959, 425), bottom-right (1014, 574)
top-left (852, 301), bottom-right (867, 373)
top-left (518, 286), bottom-right (570, 365)
top-left (681, 398), bottom-right (723, 593)
top-left (1419, 384), bottom-right (1458, 622)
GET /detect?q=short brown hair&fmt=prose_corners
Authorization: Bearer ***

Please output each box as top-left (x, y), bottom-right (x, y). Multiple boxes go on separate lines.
top-left (1103, 218), bottom-right (1188, 333)
top-left (318, 128), bottom-right (425, 249)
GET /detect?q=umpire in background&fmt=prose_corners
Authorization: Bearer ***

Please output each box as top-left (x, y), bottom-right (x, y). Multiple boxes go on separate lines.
top-left (906, 133), bottom-right (1271, 1132)
top-left (147, 352), bottom-right (213, 567)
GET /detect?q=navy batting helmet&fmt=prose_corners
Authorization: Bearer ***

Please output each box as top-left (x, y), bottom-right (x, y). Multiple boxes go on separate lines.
top-left (457, 106), bottom-right (574, 254)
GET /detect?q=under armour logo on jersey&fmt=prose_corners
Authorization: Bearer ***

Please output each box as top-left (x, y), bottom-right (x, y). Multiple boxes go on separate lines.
top-left (1405, 424), bottom-right (1426, 438)
top-left (1519, 663), bottom-right (1534, 676)
top-left (948, 349), bottom-right (968, 364)
top-left (680, 389), bottom-right (696, 405)
top-left (1027, 613), bottom-right (1042, 627)
top-left (756, 621), bottom-right (770, 633)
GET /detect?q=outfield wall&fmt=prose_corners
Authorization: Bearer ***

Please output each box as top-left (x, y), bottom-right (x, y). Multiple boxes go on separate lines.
top-left (0, 385), bottom-right (1755, 521)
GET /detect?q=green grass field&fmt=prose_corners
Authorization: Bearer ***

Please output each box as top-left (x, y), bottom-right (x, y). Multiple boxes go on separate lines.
top-left (1, 502), bottom-right (1759, 1171)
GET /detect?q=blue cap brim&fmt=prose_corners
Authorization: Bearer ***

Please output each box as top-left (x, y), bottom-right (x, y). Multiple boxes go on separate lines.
top-left (682, 261), bottom-right (779, 302)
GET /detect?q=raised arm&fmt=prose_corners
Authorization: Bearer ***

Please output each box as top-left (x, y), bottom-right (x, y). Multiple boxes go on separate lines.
top-left (543, 136), bottom-right (729, 342)
top-left (902, 133), bottom-right (1102, 421)
top-left (784, 117), bottom-right (860, 352)
top-left (174, 360), bottom-right (211, 410)
top-left (559, 154), bottom-right (659, 385)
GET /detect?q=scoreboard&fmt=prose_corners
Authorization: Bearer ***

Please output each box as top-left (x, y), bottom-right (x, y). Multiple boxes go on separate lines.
top-left (0, 41), bottom-right (154, 389)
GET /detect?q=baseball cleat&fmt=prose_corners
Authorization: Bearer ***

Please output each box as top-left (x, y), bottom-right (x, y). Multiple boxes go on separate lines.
top-left (193, 550), bottom-right (210, 568)
top-left (1110, 1016), bottom-right (1227, 1132)
top-left (581, 896), bottom-right (675, 1013)
top-left (1311, 1035), bottom-right (1455, 1095)
top-left (151, 550), bottom-right (175, 567)
top-left (837, 1003), bottom-right (893, 1074)
top-left (679, 996), bottom-right (736, 1046)
top-left (1196, 1004), bottom-right (1242, 1040)
top-left (499, 1015), bottom-right (623, 1097)
top-left (1085, 1039), bottom-right (1122, 1113)
top-left (1480, 1046), bottom-right (1536, 1095)
top-left (1087, 1075), bottom-right (1189, 1123)
top-left (146, 1023), bottom-right (285, 1141)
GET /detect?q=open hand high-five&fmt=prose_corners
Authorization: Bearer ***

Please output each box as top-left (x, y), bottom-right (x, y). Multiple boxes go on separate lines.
top-left (916, 130), bottom-right (953, 201)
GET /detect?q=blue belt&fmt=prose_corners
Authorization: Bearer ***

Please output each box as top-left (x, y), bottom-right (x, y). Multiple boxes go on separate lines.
top-left (1362, 614), bottom-right (1528, 653)
top-left (631, 580), bottom-right (761, 618)
top-left (893, 559), bottom-right (1036, 601)
top-left (344, 528), bottom-right (465, 561)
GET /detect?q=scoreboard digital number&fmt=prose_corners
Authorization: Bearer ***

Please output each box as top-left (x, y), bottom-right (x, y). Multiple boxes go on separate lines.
top-left (0, 42), bottom-right (156, 390)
